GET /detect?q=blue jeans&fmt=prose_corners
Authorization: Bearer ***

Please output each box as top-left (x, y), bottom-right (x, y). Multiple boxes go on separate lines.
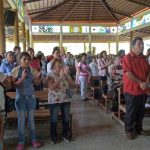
top-left (78, 76), bottom-right (87, 99)
top-left (49, 102), bottom-right (70, 139)
top-left (15, 94), bottom-right (37, 144)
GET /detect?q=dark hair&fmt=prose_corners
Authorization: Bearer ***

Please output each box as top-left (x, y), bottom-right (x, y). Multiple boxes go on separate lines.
top-left (51, 58), bottom-right (63, 69)
top-left (131, 37), bottom-right (143, 49)
top-left (0, 55), bottom-right (3, 59)
top-left (52, 46), bottom-right (60, 54)
top-left (118, 49), bottom-right (125, 56)
top-left (6, 51), bottom-right (14, 57)
top-left (92, 56), bottom-right (97, 59)
top-left (13, 46), bottom-right (21, 52)
top-left (27, 48), bottom-right (34, 52)
top-left (100, 50), bottom-right (107, 58)
top-left (80, 53), bottom-right (87, 58)
top-left (19, 51), bottom-right (31, 60)
top-left (147, 48), bottom-right (150, 52)
top-left (67, 52), bottom-right (70, 55)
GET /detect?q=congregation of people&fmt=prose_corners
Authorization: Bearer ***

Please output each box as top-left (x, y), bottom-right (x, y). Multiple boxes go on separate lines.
top-left (0, 36), bottom-right (150, 150)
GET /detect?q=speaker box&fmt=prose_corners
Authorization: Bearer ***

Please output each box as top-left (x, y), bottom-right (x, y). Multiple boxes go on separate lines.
top-left (4, 10), bottom-right (16, 26)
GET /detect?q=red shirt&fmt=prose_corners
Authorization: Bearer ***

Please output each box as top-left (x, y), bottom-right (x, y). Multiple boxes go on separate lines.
top-left (30, 57), bottom-right (41, 71)
top-left (47, 55), bottom-right (54, 63)
top-left (122, 52), bottom-right (149, 95)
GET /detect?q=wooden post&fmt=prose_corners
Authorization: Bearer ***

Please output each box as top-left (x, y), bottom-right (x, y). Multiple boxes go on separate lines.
top-left (129, 31), bottom-right (133, 51)
top-left (14, 9), bottom-right (19, 46)
top-left (116, 33), bottom-right (119, 54)
top-left (59, 25), bottom-right (63, 49)
top-left (30, 32), bottom-right (34, 48)
top-left (89, 25), bottom-right (92, 53)
top-left (0, 0), bottom-right (5, 54)
top-left (21, 22), bottom-right (26, 51)
top-left (108, 42), bottom-right (110, 54)
top-left (84, 43), bottom-right (86, 52)
top-left (26, 29), bottom-right (30, 49)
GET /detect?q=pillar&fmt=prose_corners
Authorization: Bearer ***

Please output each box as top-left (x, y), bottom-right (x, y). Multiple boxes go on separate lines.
top-left (21, 22), bottom-right (26, 51)
top-left (108, 42), bottom-right (110, 54)
top-left (129, 31), bottom-right (133, 51)
top-left (30, 32), bottom-right (34, 48)
top-left (89, 25), bottom-right (92, 52)
top-left (59, 25), bottom-right (63, 49)
top-left (84, 43), bottom-right (86, 52)
top-left (26, 29), bottom-right (30, 49)
top-left (14, 9), bottom-right (19, 46)
top-left (0, 0), bottom-right (5, 53)
top-left (116, 33), bottom-right (119, 54)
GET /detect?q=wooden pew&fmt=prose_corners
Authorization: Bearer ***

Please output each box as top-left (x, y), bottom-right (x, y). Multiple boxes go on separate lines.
top-left (111, 87), bottom-right (125, 126)
top-left (6, 91), bottom-right (72, 138)
top-left (89, 76), bottom-right (101, 102)
top-left (6, 91), bottom-right (49, 102)
top-left (98, 81), bottom-right (113, 113)
top-left (112, 87), bottom-right (150, 126)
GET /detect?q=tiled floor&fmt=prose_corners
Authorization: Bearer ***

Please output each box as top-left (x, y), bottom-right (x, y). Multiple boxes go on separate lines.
top-left (4, 94), bottom-right (150, 150)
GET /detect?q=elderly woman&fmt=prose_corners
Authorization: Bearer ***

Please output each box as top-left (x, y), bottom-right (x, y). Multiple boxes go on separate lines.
top-left (0, 51), bottom-right (15, 75)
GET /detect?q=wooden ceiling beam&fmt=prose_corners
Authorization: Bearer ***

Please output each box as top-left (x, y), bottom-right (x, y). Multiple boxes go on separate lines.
top-left (109, 8), bottom-right (132, 18)
top-left (136, 30), bottom-right (150, 34)
top-left (23, 0), bottom-right (42, 4)
top-left (32, 0), bottom-right (73, 20)
top-left (62, 0), bottom-right (83, 21)
top-left (29, 8), bottom-right (51, 15)
top-left (89, 0), bottom-right (94, 21)
top-left (100, 0), bottom-right (118, 23)
top-left (126, 0), bottom-right (150, 7)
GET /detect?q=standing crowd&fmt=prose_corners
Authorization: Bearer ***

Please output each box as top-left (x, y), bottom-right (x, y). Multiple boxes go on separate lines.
top-left (0, 37), bottom-right (150, 149)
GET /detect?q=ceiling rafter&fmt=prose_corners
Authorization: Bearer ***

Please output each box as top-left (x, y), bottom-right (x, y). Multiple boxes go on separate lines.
top-left (100, 0), bottom-right (119, 23)
top-left (29, 7), bottom-right (51, 15)
top-left (136, 29), bottom-right (150, 34)
top-left (23, 0), bottom-right (42, 4)
top-left (126, 0), bottom-right (150, 7)
top-left (89, 0), bottom-right (94, 21)
top-left (109, 8), bottom-right (132, 18)
top-left (62, 0), bottom-right (83, 21)
top-left (32, 0), bottom-right (72, 19)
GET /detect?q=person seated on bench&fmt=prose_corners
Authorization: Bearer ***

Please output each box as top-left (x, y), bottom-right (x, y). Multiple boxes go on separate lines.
top-left (47, 58), bottom-right (75, 144)
top-left (107, 67), bottom-right (123, 112)
top-left (11, 52), bottom-right (42, 150)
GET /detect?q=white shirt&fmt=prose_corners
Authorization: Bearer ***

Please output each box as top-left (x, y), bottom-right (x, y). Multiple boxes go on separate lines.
top-left (89, 62), bottom-right (99, 76)
top-left (47, 61), bottom-right (52, 73)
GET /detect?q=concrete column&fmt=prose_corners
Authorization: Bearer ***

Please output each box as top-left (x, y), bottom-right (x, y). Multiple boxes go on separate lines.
top-left (129, 31), bottom-right (133, 51)
top-left (89, 25), bottom-right (92, 52)
top-left (59, 25), bottom-right (63, 49)
top-left (21, 22), bottom-right (26, 51)
top-left (116, 34), bottom-right (119, 54)
top-left (14, 9), bottom-right (19, 46)
top-left (26, 29), bottom-right (30, 49)
top-left (108, 42), bottom-right (110, 54)
top-left (0, 0), bottom-right (5, 53)
top-left (84, 43), bottom-right (86, 52)
top-left (30, 31), bottom-right (34, 48)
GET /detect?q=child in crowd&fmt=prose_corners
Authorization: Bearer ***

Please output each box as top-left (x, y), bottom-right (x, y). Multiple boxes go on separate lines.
top-left (11, 52), bottom-right (42, 150)
top-left (47, 58), bottom-right (75, 144)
